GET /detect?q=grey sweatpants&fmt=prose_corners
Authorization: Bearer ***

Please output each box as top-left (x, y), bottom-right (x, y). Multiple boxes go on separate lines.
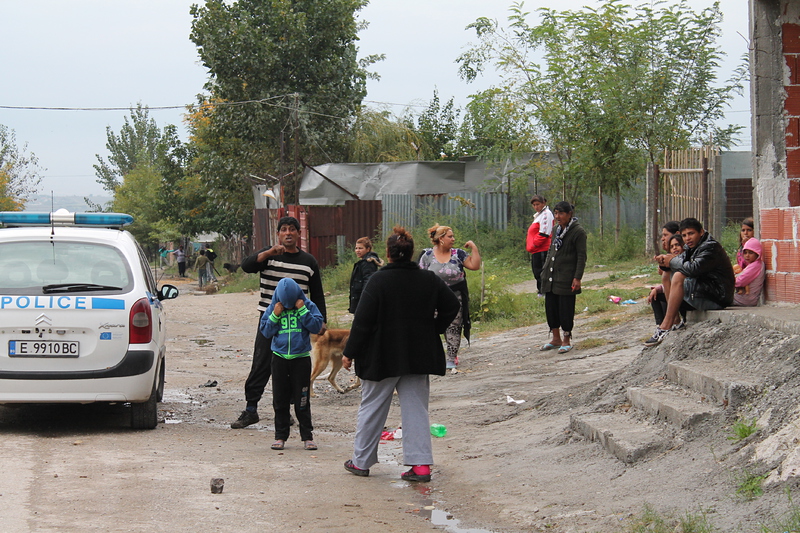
top-left (351, 374), bottom-right (433, 470)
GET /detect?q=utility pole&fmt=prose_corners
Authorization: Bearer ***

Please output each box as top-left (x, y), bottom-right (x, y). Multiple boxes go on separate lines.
top-left (293, 93), bottom-right (300, 204)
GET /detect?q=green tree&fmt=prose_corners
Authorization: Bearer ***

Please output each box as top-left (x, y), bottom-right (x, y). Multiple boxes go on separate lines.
top-left (188, 0), bottom-right (380, 234)
top-left (0, 124), bottom-right (42, 210)
top-left (457, 87), bottom-right (539, 160)
top-left (416, 89), bottom-right (460, 160)
top-left (112, 162), bottom-right (180, 247)
top-left (458, 0), bottom-right (744, 208)
top-left (347, 108), bottom-right (424, 162)
top-left (94, 104), bottom-right (166, 194)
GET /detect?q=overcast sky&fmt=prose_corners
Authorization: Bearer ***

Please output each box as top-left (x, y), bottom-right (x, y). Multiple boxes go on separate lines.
top-left (0, 0), bottom-right (750, 198)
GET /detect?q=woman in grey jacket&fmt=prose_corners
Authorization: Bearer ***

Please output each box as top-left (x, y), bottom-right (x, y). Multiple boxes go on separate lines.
top-left (540, 202), bottom-right (587, 354)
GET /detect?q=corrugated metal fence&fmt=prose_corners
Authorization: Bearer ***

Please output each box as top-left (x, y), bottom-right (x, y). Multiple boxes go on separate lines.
top-left (253, 194), bottom-right (507, 269)
top-left (381, 192), bottom-right (507, 236)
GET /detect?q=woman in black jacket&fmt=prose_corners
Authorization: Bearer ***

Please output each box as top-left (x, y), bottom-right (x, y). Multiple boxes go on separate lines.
top-left (342, 226), bottom-right (460, 483)
top-left (540, 202), bottom-right (587, 354)
top-left (348, 237), bottom-right (383, 314)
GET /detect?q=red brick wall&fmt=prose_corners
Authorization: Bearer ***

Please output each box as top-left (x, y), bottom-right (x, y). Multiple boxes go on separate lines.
top-left (760, 207), bottom-right (800, 303)
top-left (786, 22), bottom-right (800, 207)
top-left (760, 23), bottom-right (800, 303)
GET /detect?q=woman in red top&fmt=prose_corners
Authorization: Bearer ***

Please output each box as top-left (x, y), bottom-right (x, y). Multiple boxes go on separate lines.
top-left (526, 195), bottom-right (554, 296)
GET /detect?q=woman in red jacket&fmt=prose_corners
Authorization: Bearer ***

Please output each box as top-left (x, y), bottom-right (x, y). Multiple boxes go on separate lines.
top-left (526, 195), bottom-right (555, 296)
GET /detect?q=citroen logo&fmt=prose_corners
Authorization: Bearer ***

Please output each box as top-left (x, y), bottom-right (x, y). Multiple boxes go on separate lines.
top-left (35, 313), bottom-right (53, 326)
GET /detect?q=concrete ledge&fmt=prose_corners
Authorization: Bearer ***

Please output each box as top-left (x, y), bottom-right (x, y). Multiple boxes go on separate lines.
top-left (570, 412), bottom-right (670, 464)
top-left (667, 361), bottom-right (762, 409)
top-left (627, 386), bottom-right (720, 429)
top-left (688, 306), bottom-right (800, 336)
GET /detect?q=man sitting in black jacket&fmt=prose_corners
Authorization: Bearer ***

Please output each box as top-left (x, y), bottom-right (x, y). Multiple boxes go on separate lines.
top-left (645, 217), bottom-right (735, 346)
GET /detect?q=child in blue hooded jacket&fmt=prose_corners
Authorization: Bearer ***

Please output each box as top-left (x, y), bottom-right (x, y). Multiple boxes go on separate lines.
top-left (259, 277), bottom-right (324, 450)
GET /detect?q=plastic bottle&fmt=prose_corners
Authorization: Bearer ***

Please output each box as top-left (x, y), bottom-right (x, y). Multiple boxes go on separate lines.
top-left (430, 423), bottom-right (447, 437)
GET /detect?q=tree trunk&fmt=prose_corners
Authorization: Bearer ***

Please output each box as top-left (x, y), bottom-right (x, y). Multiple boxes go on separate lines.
top-left (615, 186), bottom-right (621, 244)
top-left (598, 185), bottom-right (604, 239)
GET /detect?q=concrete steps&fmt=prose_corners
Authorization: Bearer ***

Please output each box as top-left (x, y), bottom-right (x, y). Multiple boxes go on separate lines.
top-left (570, 412), bottom-right (672, 464)
top-left (571, 359), bottom-right (763, 463)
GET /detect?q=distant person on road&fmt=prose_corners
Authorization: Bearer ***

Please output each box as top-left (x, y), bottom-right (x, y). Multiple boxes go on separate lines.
top-left (419, 224), bottom-right (481, 371)
top-left (733, 237), bottom-right (765, 307)
top-left (540, 202), bottom-right (587, 355)
top-left (204, 245), bottom-right (218, 282)
top-left (526, 194), bottom-right (555, 296)
top-left (645, 217), bottom-right (735, 346)
top-left (194, 249), bottom-right (209, 288)
top-left (159, 245), bottom-right (176, 269)
top-left (259, 277), bottom-right (324, 451)
top-left (230, 216), bottom-right (327, 430)
top-left (175, 245), bottom-right (187, 278)
top-left (348, 237), bottom-right (383, 314)
top-left (342, 226), bottom-right (460, 482)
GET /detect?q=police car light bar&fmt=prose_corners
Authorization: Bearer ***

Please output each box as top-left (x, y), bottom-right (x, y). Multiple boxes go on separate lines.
top-left (0, 210), bottom-right (134, 228)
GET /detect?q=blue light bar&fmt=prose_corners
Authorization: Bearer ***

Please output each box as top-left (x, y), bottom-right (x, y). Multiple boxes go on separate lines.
top-left (0, 211), bottom-right (134, 227)
top-left (0, 212), bottom-right (51, 225)
top-left (74, 213), bottom-right (134, 226)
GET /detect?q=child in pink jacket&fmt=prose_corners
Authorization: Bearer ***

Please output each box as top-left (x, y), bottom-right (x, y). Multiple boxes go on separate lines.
top-left (733, 238), bottom-right (765, 307)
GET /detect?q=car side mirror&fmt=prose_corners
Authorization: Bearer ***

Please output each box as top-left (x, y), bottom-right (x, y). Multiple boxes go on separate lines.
top-left (158, 284), bottom-right (179, 300)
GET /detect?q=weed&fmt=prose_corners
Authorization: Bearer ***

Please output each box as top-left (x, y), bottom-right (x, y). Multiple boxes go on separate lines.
top-left (578, 337), bottom-right (608, 349)
top-left (735, 470), bottom-right (767, 500)
top-left (625, 504), bottom-right (716, 532)
top-left (728, 417), bottom-right (758, 442)
top-left (760, 488), bottom-right (800, 532)
top-left (217, 270), bottom-right (259, 294)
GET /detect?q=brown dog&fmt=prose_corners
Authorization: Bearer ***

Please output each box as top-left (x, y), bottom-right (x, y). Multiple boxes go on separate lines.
top-left (310, 329), bottom-right (360, 397)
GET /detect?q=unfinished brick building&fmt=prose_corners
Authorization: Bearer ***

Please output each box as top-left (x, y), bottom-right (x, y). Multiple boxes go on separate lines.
top-left (751, 0), bottom-right (800, 303)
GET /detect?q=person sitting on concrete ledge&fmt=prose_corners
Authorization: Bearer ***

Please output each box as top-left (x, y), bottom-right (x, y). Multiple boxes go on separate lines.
top-left (733, 237), bottom-right (765, 307)
top-left (645, 217), bottom-right (735, 346)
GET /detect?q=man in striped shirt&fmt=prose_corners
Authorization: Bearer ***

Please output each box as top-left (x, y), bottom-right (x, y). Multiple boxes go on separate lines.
top-left (230, 216), bottom-right (328, 429)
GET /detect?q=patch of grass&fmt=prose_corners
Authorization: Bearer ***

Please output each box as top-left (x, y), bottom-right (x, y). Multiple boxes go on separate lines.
top-left (587, 226), bottom-right (649, 264)
top-left (578, 337), bottom-right (608, 350)
top-left (624, 504), bottom-right (716, 533)
top-left (471, 291), bottom-right (548, 335)
top-left (585, 315), bottom-right (634, 331)
top-left (760, 488), bottom-right (800, 532)
top-left (577, 288), bottom-right (650, 316)
top-left (728, 417), bottom-right (758, 442)
top-left (217, 270), bottom-right (259, 294)
top-left (735, 471), bottom-right (767, 500)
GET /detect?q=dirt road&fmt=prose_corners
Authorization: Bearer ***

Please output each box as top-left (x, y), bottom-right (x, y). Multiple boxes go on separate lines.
top-left (2, 280), bottom-right (791, 532)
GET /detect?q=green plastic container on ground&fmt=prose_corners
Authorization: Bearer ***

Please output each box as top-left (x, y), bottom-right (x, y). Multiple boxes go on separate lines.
top-left (430, 423), bottom-right (447, 437)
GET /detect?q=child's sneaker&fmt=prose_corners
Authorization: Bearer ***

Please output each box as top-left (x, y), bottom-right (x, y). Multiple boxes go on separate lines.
top-left (644, 328), bottom-right (670, 346)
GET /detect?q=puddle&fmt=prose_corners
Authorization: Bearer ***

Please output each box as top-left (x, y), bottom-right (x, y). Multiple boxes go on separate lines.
top-left (379, 437), bottom-right (497, 533)
top-left (191, 338), bottom-right (214, 346)
top-left (427, 509), bottom-right (495, 533)
top-left (162, 390), bottom-right (202, 405)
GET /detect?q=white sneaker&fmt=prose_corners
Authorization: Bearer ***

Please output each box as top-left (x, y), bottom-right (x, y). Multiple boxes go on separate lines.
top-left (644, 328), bottom-right (670, 346)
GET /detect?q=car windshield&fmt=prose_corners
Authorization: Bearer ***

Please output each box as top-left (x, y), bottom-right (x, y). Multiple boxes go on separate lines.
top-left (0, 241), bottom-right (132, 294)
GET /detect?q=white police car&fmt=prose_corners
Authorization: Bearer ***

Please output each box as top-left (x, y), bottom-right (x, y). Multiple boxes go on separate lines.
top-left (0, 210), bottom-right (178, 429)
